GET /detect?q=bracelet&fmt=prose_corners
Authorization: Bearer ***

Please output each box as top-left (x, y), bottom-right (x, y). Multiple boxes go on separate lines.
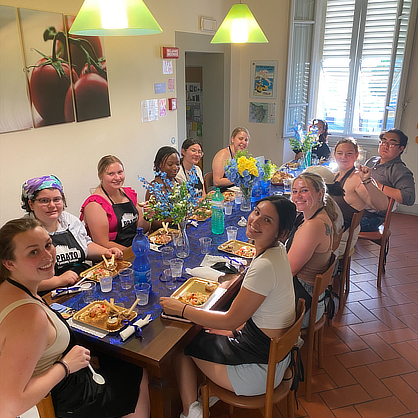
top-left (181, 304), bottom-right (187, 318)
top-left (54, 359), bottom-right (70, 378)
top-left (362, 178), bottom-right (372, 185)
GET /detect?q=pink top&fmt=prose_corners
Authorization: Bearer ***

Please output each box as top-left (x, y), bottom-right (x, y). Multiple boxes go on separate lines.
top-left (80, 187), bottom-right (138, 241)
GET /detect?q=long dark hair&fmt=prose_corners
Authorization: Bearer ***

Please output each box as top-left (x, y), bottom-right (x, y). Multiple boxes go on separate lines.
top-left (313, 119), bottom-right (328, 143)
top-left (256, 196), bottom-right (297, 243)
top-left (0, 218), bottom-right (42, 283)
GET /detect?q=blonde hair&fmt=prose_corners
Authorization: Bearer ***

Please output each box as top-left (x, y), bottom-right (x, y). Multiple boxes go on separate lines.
top-left (231, 127), bottom-right (250, 141)
top-left (97, 155), bottom-right (124, 180)
top-left (293, 172), bottom-right (338, 233)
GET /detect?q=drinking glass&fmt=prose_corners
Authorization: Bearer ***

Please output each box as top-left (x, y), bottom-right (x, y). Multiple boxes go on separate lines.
top-left (226, 226), bottom-right (238, 241)
top-left (119, 268), bottom-right (134, 290)
top-left (169, 258), bottom-right (184, 280)
top-left (224, 202), bottom-right (233, 215)
top-left (164, 269), bottom-right (177, 290)
top-left (99, 275), bottom-right (113, 293)
top-left (161, 246), bottom-right (174, 265)
top-left (83, 282), bottom-right (95, 305)
top-left (135, 283), bottom-right (151, 305)
top-left (283, 179), bottom-right (291, 193)
top-left (199, 237), bottom-right (212, 254)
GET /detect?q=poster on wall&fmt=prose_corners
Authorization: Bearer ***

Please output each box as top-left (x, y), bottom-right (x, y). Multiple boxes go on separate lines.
top-left (249, 102), bottom-right (276, 124)
top-left (141, 99), bottom-right (159, 123)
top-left (0, 5), bottom-right (33, 134)
top-left (250, 61), bottom-right (278, 99)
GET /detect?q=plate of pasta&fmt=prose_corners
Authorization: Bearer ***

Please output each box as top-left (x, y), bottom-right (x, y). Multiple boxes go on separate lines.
top-left (170, 277), bottom-right (220, 307)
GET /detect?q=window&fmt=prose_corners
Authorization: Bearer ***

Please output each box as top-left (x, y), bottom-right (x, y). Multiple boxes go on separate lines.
top-left (284, 0), bottom-right (415, 138)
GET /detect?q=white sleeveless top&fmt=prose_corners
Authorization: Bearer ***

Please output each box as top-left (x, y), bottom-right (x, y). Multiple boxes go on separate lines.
top-left (0, 299), bottom-right (70, 376)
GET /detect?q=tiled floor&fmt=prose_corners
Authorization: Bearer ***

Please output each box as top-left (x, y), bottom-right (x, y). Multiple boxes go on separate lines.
top-left (210, 213), bottom-right (418, 418)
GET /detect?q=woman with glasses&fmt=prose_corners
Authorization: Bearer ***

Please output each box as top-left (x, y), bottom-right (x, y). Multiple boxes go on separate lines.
top-left (176, 138), bottom-right (206, 200)
top-left (332, 138), bottom-right (388, 256)
top-left (22, 175), bottom-right (122, 292)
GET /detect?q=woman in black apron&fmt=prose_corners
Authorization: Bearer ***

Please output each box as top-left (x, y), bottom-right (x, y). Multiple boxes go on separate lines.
top-left (81, 155), bottom-right (150, 250)
top-left (176, 138), bottom-right (206, 199)
top-left (22, 175), bottom-right (123, 292)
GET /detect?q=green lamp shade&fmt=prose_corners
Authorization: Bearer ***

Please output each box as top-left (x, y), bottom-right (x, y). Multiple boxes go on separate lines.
top-left (211, 4), bottom-right (268, 44)
top-left (69, 0), bottom-right (163, 36)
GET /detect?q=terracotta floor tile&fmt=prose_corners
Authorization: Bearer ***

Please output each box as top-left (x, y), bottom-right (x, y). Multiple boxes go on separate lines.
top-left (333, 405), bottom-right (363, 418)
top-left (355, 282), bottom-right (386, 298)
top-left (361, 334), bottom-right (400, 360)
top-left (379, 276), bottom-right (404, 287)
top-left (356, 257), bottom-right (379, 266)
top-left (320, 384), bottom-right (371, 409)
top-left (354, 396), bottom-right (409, 418)
top-left (359, 297), bottom-right (398, 310)
top-left (337, 349), bottom-right (382, 368)
top-left (399, 314), bottom-right (418, 333)
top-left (351, 272), bottom-right (380, 283)
top-left (323, 339), bottom-right (351, 357)
top-left (332, 312), bottom-right (363, 327)
top-left (322, 356), bottom-right (357, 387)
top-left (393, 283), bottom-right (418, 294)
top-left (332, 326), bottom-right (369, 351)
top-left (346, 301), bottom-right (378, 322)
top-left (386, 303), bottom-right (418, 317)
top-left (405, 292), bottom-right (418, 304)
top-left (401, 371), bottom-right (418, 391)
top-left (408, 339), bottom-right (418, 350)
top-left (350, 261), bottom-right (370, 275)
top-left (298, 393), bottom-right (335, 418)
top-left (368, 358), bottom-right (416, 379)
top-left (350, 320), bottom-right (391, 336)
top-left (377, 328), bottom-right (418, 344)
top-left (309, 373), bottom-right (337, 393)
top-left (349, 365), bottom-right (392, 399)
top-left (391, 341), bottom-right (418, 369)
top-left (382, 376), bottom-right (418, 412)
top-left (346, 290), bottom-right (373, 303)
top-left (371, 307), bottom-right (409, 329)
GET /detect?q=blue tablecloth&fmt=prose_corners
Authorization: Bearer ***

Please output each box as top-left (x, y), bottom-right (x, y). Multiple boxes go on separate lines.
top-left (64, 201), bottom-right (254, 345)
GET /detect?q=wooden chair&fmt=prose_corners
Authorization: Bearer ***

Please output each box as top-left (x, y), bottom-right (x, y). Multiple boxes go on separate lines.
top-left (36, 394), bottom-right (55, 418)
top-left (203, 172), bottom-right (213, 194)
top-left (301, 255), bottom-right (336, 402)
top-left (335, 210), bottom-right (364, 309)
top-left (332, 228), bottom-right (344, 252)
top-left (201, 299), bottom-right (306, 418)
top-left (358, 198), bottom-right (395, 287)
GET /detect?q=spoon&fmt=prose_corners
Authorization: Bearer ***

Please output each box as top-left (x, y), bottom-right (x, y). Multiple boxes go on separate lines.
top-left (88, 364), bottom-right (105, 385)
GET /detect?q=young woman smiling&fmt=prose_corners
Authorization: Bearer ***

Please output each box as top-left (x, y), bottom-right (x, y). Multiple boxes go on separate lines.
top-left (81, 155), bottom-right (150, 250)
top-left (160, 196), bottom-right (297, 418)
top-left (0, 218), bottom-right (150, 418)
top-left (21, 175), bottom-right (122, 292)
top-left (212, 127), bottom-right (250, 192)
top-left (176, 138), bottom-right (206, 199)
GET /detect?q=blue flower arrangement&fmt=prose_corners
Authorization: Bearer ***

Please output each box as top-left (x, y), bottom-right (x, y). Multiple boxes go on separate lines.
top-left (139, 169), bottom-right (200, 225)
top-left (224, 150), bottom-right (261, 188)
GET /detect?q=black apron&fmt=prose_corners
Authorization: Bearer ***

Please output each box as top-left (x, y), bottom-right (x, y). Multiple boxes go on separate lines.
top-left (51, 228), bottom-right (89, 276)
top-left (101, 186), bottom-right (138, 247)
top-left (181, 162), bottom-right (203, 197)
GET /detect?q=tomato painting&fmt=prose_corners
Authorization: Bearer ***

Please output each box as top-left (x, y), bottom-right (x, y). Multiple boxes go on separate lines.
top-left (65, 73), bottom-right (110, 122)
top-left (29, 58), bottom-right (77, 125)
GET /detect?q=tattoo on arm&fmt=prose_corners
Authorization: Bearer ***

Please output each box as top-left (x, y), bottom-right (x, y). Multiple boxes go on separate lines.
top-left (324, 223), bottom-right (331, 236)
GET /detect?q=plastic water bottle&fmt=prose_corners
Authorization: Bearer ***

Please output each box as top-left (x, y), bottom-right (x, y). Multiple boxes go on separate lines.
top-left (132, 228), bottom-right (151, 292)
top-left (211, 188), bottom-right (225, 235)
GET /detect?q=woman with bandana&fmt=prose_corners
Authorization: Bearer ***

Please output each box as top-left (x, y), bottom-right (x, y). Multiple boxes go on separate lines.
top-left (21, 175), bottom-right (122, 292)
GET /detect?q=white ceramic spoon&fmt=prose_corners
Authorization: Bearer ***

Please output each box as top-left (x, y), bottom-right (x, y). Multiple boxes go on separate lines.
top-left (88, 364), bottom-right (105, 385)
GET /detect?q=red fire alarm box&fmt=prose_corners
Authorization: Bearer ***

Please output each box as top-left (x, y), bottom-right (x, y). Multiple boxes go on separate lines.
top-left (162, 47), bottom-right (179, 59)
top-left (168, 98), bottom-right (177, 110)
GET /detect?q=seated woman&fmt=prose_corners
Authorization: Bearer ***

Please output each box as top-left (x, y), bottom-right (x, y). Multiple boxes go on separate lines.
top-left (21, 175), bottom-right (123, 292)
top-left (0, 218), bottom-right (150, 418)
top-left (81, 155), bottom-right (150, 250)
top-left (212, 127), bottom-right (250, 192)
top-left (176, 138), bottom-right (206, 199)
top-left (287, 172), bottom-right (340, 328)
top-left (332, 138), bottom-right (388, 257)
top-left (145, 146), bottom-right (181, 231)
top-left (310, 119), bottom-right (331, 162)
top-left (160, 196), bottom-right (297, 418)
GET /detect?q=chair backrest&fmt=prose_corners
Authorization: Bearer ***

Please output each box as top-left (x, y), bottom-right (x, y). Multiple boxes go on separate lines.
top-left (204, 172), bottom-right (213, 194)
top-left (332, 228), bottom-right (344, 252)
top-left (381, 198), bottom-right (395, 239)
top-left (341, 209), bottom-right (364, 263)
top-left (265, 299), bottom-right (305, 408)
top-left (308, 254), bottom-right (337, 331)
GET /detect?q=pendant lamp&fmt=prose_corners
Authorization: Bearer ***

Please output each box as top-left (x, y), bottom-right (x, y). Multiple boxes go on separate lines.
top-left (69, 0), bottom-right (162, 36)
top-left (211, 3), bottom-right (268, 44)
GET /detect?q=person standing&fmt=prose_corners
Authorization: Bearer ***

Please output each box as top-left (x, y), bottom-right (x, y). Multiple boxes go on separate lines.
top-left (361, 128), bottom-right (415, 231)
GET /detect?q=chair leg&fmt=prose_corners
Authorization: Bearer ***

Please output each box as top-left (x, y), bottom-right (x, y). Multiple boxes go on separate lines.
top-left (306, 329), bottom-right (315, 402)
top-left (345, 256), bottom-right (351, 293)
top-left (229, 405), bottom-right (235, 415)
top-left (318, 326), bottom-right (324, 369)
top-left (287, 391), bottom-right (295, 418)
top-left (201, 381), bottom-right (210, 418)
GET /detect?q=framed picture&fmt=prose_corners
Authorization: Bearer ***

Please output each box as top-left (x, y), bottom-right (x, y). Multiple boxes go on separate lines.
top-left (250, 61), bottom-right (278, 99)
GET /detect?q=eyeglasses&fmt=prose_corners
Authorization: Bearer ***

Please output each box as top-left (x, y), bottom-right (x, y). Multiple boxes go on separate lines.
top-left (33, 196), bottom-right (63, 205)
top-left (189, 149), bottom-right (204, 157)
top-left (379, 139), bottom-right (400, 148)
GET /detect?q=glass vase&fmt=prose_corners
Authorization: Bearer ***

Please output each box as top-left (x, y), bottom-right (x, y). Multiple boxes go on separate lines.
top-left (260, 179), bottom-right (271, 198)
top-left (240, 185), bottom-right (253, 212)
top-left (174, 219), bottom-right (189, 258)
top-left (302, 149), bottom-right (312, 169)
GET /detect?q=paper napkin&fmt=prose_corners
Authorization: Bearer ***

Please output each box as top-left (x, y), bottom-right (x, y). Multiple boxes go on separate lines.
top-left (120, 314), bottom-right (151, 341)
top-left (185, 266), bottom-right (224, 282)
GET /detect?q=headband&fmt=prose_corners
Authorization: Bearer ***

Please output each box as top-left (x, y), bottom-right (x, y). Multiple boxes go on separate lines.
top-left (22, 175), bottom-right (64, 201)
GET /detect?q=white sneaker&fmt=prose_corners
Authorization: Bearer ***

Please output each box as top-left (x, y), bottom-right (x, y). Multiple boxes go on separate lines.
top-left (197, 395), bottom-right (219, 408)
top-left (180, 400), bottom-right (203, 418)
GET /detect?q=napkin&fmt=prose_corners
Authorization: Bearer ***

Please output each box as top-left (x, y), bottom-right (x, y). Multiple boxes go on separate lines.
top-left (149, 243), bottom-right (161, 252)
top-left (185, 266), bottom-right (224, 282)
top-left (120, 314), bottom-right (151, 341)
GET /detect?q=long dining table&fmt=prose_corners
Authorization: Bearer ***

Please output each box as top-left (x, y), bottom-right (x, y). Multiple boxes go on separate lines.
top-left (44, 198), bottom-right (261, 418)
